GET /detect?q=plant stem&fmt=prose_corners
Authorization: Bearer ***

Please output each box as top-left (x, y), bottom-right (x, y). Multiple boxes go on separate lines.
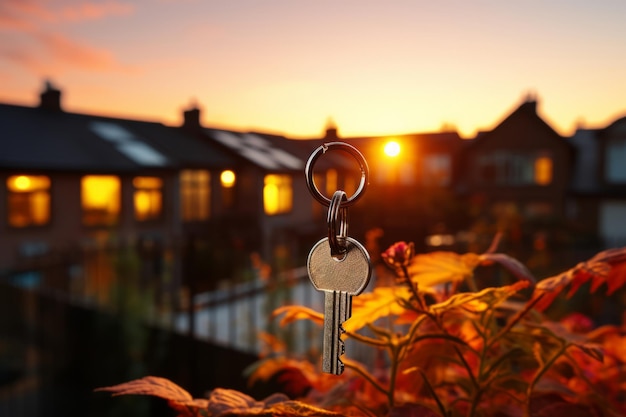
top-left (344, 361), bottom-right (389, 399)
top-left (524, 343), bottom-right (568, 417)
top-left (345, 330), bottom-right (388, 347)
top-left (387, 343), bottom-right (400, 409)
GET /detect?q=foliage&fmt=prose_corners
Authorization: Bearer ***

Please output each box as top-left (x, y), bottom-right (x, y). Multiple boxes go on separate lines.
top-left (98, 242), bottom-right (626, 417)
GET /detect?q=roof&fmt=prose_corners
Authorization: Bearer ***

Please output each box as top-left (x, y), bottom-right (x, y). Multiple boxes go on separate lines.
top-left (340, 131), bottom-right (465, 152)
top-left (203, 129), bottom-right (352, 172)
top-left (0, 103), bottom-right (237, 172)
top-left (465, 100), bottom-right (574, 153)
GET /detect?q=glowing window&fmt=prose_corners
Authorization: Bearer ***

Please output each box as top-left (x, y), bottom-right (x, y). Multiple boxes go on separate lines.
top-left (133, 176), bottom-right (162, 221)
top-left (325, 169), bottom-right (338, 196)
top-left (264, 174), bottom-right (292, 215)
top-left (180, 170), bottom-right (210, 221)
top-left (534, 156), bottom-right (553, 185)
top-left (7, 175), bottom-right (51, 227)
top-left (81, 175), bottom-right (120, 226)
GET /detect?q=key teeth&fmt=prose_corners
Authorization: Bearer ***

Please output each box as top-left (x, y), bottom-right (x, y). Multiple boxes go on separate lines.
top-left (338, 359), bottom-right (344, 374)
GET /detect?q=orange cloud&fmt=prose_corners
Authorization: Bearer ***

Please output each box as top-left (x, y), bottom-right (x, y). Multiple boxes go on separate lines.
top-left (0, 0), bottom-right (135, 26)
top-left (34, 31), bottom-right (119, 70)
top-left (1, 31), bottom-right (138, 76)
top-left (58, 1), bottom-right (135, 22)
top-left (0, 0), bottom-right (137, 76)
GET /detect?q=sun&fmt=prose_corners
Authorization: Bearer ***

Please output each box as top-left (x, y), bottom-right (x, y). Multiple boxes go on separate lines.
top-left (383, 141), bottom-right (401, 157)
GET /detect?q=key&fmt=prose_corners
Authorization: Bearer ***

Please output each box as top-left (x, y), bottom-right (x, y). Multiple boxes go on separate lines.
top-left (307, 236), bottom-right (372, 374)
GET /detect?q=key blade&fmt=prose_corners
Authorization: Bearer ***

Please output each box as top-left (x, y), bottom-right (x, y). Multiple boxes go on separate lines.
top-left (322, 290), bottom-right (347, 375)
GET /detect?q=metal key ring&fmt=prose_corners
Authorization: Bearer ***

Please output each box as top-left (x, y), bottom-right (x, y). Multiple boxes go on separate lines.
top-left (305, 141), bottom-right (369, 207)
top-left (327, 190), bottom-right (348, 258)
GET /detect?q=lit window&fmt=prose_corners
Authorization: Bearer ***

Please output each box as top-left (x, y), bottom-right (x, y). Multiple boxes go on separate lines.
top-left (133, 176), bottom-right (163, 221)
top-left (325, 169), bottom-right (338, 196)
top-left (81, 175), bottom-right (120, 226)
top-left (534, 156), bottom-right (553, 185)
top-left (180, 170), bottom-right (210, 221)
top-left (7, 175), bottom-right (51, 227)
top-left (264, 174), bottom-right (292, 215)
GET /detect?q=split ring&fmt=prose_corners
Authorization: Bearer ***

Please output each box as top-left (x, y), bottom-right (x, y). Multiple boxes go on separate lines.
top-left (305, 141), bottom-right (369, 207)
top-left (327, 190), bottom-right (348, 258)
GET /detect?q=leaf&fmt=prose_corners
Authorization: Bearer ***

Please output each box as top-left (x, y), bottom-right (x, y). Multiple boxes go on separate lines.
top-left (272, 305), bottom-right (323, 327)
top-left (98, 379), bottom-right (341, 417)
top-left (429, 281), bottom-right (530, 314)
top-left (478, 253), bottom-right (536, 283)
top-left (205, 389), bottom-right (341, 417)
top-left (96, 376), bottom-right (193, 403)
top-left (344, 286), bottom-right (412, 333)
top-left (406, 251), bottom-right (480, 288)
top-left (526, 321), bottom-right (604, 362)
top-left (531, 247), bottom-right (626, 311)
top-left (96, 376), bottom-right (209, 416)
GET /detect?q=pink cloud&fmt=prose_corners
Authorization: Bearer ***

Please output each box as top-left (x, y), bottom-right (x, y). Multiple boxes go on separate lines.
top-left (58, 1), bottom-right (135, 22)
top-left (0, 12), bottom-right (36, 31)
top-left (1, 31), bottom-right (139, 76)
top-left (0, 0), bottom-right (135, 26)
top-left (0, 1), bottom-right (138, 76)
top-left (34, 31), bottom-right (118, 70)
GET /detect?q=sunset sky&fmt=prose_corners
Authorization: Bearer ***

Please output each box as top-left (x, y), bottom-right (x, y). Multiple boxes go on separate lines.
top-left (1, 0), bottom-right (625, 139)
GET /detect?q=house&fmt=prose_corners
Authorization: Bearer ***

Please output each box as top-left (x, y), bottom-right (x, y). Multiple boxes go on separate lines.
top-left (306, 124), bottom-right (468, 250)
top-left (1, 84), bottom-right (343, 299)
top-left (179, 106), bottom-right (358, 267)
top-left (460, 97), bottom-right (576, 253)
top-left (569, 116), bottom-right (626, 247)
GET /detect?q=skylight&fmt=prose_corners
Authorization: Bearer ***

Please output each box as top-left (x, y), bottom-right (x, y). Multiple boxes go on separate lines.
top-left (211, 130), bottom-right (303, 170)
top-left (89, 121), bottom-right (168, 167)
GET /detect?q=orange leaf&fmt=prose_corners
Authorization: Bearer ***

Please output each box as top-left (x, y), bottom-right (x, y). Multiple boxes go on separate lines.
top-left (272, 305), bottom-right (323, 327)
top-left (344, 286), bottom-right (412, 332)
top-left (531, 247), bottom-right (626, 311)
top-left (96, 376), bottom-right (193, 403)
top-left (96, 376), bottom-right (209, 416)
top-left (406, 251), bottom-right (480, 288)
top-left (429, 281), bottom-right (529, 314)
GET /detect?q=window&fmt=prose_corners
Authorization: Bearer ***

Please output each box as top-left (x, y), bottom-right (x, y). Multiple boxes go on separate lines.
top-left (475, 151), bottom-right (552, 186)
top-left (422, 154), bottom-right (451, 186)
top-left (180, 170), bottom-right (210, 221)
top-left (264, 174), bottom-right (292, 215)
top-left (7, 175), bottom-right (51, 227)
top-left (133, 176), bottom-right (163, 221)
top-left (325, 169), bottom-right (338, 196)
top-left (534, 156), bottom-right (553, 185)
top-left (81, 175), bottom-right (120, 226)
top-left (605, 138), bottom-right (626, 183)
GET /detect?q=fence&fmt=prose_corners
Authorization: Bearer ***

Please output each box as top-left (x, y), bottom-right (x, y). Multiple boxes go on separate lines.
top-left (0, 238), bottom-right (380, 417)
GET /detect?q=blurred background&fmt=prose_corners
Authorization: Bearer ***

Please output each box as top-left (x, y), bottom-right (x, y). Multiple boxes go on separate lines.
top-left (1, 1), bottom-right (625, 416)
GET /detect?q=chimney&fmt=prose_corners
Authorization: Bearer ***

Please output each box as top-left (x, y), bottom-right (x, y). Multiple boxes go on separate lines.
top-left (521, 90), bottom-right (538, 113)
top-left (323, 117), bottom-right (339, 140)
top-left (39, 80), bottom-right (62, 111)
top-left (182, 103), bottom-right (201, 130)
